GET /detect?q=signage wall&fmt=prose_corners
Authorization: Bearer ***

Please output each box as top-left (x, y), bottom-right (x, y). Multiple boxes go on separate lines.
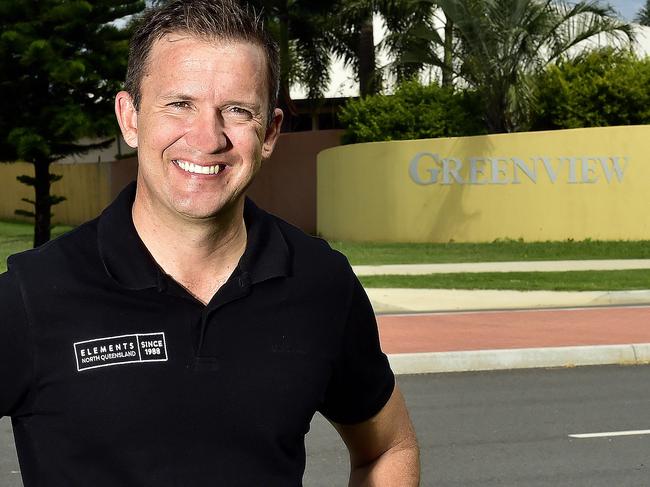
top-left (317, 126), bottom-right (649, 242)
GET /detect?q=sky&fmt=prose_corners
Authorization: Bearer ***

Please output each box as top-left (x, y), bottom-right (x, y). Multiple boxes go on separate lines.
top-left (607, 0), bottom-right (645, 21)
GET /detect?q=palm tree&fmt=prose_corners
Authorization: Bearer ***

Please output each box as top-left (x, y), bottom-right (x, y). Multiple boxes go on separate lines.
top-left (329, 0), bottom-right (446, 96)
top-left (380, 0), bottom-right (444, 84)
top-left (328, 0), bottom-right (381, 96)
top-left (432, 0), bottom-right (634, 133)
top-left (245, 0), bottom-right (335, 129)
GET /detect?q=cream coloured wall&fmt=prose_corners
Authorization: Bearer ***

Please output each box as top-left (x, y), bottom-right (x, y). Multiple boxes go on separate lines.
top-left (0, 162), bottom-right (112, 225)
top-left (317, 125), bottom-right (650, 242)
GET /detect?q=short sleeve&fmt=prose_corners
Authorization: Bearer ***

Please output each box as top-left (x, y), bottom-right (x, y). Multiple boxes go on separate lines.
top-left (319, 274), bottom-right (395, 424)
top-left (0, 270), bottom-right (34, 417)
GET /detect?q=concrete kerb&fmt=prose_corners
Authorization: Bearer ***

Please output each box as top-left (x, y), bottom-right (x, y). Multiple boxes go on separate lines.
top-left (353, 259), bottom-right (650, 276)
top-left (388, 343), bottom-right (650, 375)
top-left (366, 288), bottom-right (650, 314)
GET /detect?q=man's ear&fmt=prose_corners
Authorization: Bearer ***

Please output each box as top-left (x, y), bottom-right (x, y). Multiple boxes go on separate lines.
top-left (115, 91), bottom-right (139, 149)
top-left (261, 108), bottom-right (284, 160)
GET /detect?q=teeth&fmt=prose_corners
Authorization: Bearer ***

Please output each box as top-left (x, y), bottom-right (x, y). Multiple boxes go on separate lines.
top-left (174, 160), bottom-right (221, 175)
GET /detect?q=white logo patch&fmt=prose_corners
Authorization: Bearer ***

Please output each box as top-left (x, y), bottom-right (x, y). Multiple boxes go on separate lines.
top-left (74, 332), bottom-right (168, 372)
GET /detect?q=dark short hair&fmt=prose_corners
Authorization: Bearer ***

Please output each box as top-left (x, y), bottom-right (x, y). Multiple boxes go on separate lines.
top-left (124, 0), bottom-right (279, 125)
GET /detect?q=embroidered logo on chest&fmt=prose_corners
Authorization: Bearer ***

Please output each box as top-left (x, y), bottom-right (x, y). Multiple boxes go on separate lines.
top-left (73, 333), bottom-right (168, 372)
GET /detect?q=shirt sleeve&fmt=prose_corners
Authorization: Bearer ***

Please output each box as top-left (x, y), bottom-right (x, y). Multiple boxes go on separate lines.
top-left (0, 270), bottom-right (34, 417)
top-left (319, 273), bottom-right (395, 425)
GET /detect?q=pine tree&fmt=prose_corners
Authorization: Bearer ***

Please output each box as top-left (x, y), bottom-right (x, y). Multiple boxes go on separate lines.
top-left (0, 0), bottom-right (144, 246)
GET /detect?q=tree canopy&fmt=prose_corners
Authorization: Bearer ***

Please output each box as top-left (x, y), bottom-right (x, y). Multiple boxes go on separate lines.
top-left (532, 48), bottom-right (650, 130)
top-left (0, 0), bottom-right (144, 246)
top-left (339, 79), bottom-right (485, 143)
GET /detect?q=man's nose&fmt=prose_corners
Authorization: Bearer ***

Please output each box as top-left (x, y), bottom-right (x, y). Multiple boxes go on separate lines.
top-left (185, 110), bottom-right (228, 154)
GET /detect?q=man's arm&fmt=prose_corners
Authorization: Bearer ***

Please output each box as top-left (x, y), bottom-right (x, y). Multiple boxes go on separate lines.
top-left (332, 384), bottom-right (420, 486)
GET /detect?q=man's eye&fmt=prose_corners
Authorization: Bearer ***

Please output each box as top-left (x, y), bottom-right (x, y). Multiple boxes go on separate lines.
top-left (225, 106), bottom-right (252, 119)
top-left (169, 101), bottom-right (191, 109)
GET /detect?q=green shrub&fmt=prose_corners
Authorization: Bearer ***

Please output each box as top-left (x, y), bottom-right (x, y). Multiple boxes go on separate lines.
top-left (532, 49), bottom-right (650, 130)
top-left (339, 80), bottom-right (486, 144)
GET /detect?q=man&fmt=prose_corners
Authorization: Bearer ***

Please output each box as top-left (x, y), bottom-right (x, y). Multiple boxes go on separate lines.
top-left (0, 0), bottom-right (419, 485)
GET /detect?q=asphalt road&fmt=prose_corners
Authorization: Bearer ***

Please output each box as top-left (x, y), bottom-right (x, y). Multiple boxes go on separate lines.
top-left (2, 364), bottom-right (650, 486)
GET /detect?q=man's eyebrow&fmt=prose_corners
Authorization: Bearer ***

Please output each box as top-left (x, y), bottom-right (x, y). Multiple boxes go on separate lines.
top-left (158, 92), bottom-right (198, 101)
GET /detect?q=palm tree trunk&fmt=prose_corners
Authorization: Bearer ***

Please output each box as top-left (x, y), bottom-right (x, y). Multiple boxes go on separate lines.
top-left (278, 7), bottom-right (298, 130)
top-left (442, 17), bottom-right (453, 88)
top-left (358, 13), bottom-right (378, 96)
top-left (484, 86), bottom-right (510, 134)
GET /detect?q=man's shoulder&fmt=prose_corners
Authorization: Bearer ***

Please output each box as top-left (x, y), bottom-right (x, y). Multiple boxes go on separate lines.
top-left (7, 219), bottom-right (100, 276)
top-left (270, 213), bottom-right (350, 273)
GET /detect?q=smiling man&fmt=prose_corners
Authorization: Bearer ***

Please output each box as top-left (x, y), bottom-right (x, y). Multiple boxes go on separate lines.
top-left (0, 1), bottom-right (419, 485)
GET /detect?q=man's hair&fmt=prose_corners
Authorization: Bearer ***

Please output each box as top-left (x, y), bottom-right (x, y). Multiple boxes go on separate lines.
top-left (124, 0), bottom-right (279, 125)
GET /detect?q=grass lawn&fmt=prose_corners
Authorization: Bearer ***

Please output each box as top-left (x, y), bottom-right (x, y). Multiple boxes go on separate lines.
top-left (330, 239), bottom-right (650, 265)
top-left (359, 270), bottom-right (650, 291)
top-left (2, 221), bottom-right (649, 290)
top-left (0, 221), bottom-right (72, 273)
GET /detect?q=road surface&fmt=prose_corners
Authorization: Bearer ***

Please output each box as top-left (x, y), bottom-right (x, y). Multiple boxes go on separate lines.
top-left (2, 364), bottom-right (649, 486)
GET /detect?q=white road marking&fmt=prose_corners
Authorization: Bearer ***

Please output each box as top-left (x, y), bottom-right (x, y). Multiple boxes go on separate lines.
top-left (569, 429), bottom-right (650, 439)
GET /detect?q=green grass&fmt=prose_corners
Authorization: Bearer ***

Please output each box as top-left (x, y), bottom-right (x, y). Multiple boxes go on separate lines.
top-left (330, 240), bottom-right (650, 265)
top-left (3, 221), bottom-right (650, 290)
top-left (359, 270), bottom-right (650, 291)
top-left (0, 221), bottom-right (72, 273)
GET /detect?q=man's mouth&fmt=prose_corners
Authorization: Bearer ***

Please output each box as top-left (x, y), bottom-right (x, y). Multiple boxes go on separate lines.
top-left (173, 159), bottom-right (225, 175)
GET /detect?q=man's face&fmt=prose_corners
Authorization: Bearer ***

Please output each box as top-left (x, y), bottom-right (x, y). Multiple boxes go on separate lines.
top-left (116, 34), bottom-right (281, 221)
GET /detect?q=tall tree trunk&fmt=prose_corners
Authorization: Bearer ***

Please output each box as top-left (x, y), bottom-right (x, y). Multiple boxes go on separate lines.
top-left (358, 13), bottom-right (378, 97)
top-left (442, 18), bottom-right (454, 88)
top-left (33, 159), bottom-right (51, 247)
top-left (278, 7), bottom-right (297, 131)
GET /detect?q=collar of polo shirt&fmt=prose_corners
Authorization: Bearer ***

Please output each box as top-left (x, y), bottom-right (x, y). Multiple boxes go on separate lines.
top-left (97, 182), bottom-right (291, 293)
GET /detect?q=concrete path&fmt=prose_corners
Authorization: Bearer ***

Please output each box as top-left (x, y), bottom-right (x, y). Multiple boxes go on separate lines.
top-left (354, 259), bottom-right (650, 275)
top-left (366, 288), bottom-right (650, 313)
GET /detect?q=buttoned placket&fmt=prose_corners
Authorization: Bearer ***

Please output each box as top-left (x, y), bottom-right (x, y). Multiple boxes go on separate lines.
top-left (157, 269), bottom-right (253, 371)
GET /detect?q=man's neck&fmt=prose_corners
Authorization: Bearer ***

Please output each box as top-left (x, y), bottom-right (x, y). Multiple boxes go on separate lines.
top-left (131, 194), bottom-right (247, 305)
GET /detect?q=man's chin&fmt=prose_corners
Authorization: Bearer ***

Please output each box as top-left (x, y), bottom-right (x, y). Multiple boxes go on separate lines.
top-left (175, 207), bottom-right (223, 221)
top-left (172, 198), bottom-right (240, 223)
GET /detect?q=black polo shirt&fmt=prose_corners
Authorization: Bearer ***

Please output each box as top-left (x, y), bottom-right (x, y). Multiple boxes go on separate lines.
top-left (0, 183), bottom-right (394, 486)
